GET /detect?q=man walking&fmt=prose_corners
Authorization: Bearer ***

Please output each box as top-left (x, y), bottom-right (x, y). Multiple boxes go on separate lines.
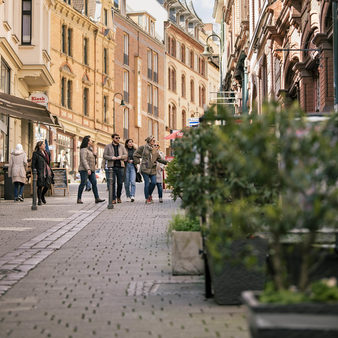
top-left (103, 133), bottom-right (127, 204)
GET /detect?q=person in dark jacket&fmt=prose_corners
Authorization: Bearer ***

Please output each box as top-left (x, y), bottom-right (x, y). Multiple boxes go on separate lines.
top-left (31, 140), bottom-right (53, 205)
top-left (124, 139), bottom-right (136, 202)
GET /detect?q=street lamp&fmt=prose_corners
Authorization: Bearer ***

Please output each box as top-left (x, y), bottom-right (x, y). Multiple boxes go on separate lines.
top-left (202, 34), bottom-right (223, 93)
top-left (113, 92), bottom-right (125, 133)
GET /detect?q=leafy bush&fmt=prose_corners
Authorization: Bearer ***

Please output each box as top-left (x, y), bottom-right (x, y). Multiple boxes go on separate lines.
top-left (168, 214), bottom-right (201, 232)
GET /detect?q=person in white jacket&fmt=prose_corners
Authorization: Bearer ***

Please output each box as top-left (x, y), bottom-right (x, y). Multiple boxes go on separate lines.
top-left (155, 143), bottom-right (165, 203)
top-left (8, 144), bottom-right (27, 202)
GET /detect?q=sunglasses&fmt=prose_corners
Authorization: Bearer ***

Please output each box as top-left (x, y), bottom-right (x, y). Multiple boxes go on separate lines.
top-left (155, 145), bottom-right (159, 147)
top-left (114, 137), bottom-right (120, 139)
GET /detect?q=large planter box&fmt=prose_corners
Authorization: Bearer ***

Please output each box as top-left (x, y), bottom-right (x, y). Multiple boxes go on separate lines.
top-left (242, 290), bottom-right (338, 338)
top-left (171, 231), bottom-right (204, 275)
top-left (208, 237), bottom-right (268, 305)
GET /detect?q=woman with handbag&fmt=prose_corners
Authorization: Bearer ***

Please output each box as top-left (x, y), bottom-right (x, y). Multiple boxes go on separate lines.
top-left (32, 141), bottom-right (53, 205)
top-left (133, 136), bottom-right (168, 204)
top-left (124, 139), bottom-right (137, 202)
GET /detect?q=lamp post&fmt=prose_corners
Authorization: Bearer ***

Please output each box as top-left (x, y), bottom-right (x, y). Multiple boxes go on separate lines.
top-left (202, 34), bottom-right (223, 93)
top-left (113, 92), bottom-right (125, 133)
top-left (333, 0), bottom-right (338, 112)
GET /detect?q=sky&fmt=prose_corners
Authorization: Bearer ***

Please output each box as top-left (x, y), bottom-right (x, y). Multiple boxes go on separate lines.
top-left (192, 0), bottom-right (215, 24)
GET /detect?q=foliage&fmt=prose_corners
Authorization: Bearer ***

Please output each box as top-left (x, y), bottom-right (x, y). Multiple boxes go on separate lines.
top-left (166, 101), bottom-right (338, 296)
top-left (168, 214), bottom-right (201, 233)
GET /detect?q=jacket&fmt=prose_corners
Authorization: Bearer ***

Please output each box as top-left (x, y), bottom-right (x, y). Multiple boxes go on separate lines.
top-left (8, 149), bottom-right (27, 184)
top-left (156, 151), bottom-right (166, 183)
top-left (78, 147), bottom-right (96, 172)
top-left (133, 144), bottom-right (168, 175)
top-left (103, 143), bottom-right (127, 168)
top-left (32, 150), bottom-right (52, 187)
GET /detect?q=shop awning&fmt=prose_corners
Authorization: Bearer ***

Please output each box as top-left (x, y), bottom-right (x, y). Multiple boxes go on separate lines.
top-left (0, 92), bottom-right (55, 125)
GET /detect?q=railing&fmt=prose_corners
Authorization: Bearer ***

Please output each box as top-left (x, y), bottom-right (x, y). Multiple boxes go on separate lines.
top-left (209, 91), bottom-right (237, 105)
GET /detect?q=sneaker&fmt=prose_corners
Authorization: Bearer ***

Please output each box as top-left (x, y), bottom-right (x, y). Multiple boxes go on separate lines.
top-left (18, 195), bottom-right (24, 202)
top-left (112, 200), bottom-right (116, 204)
top-left (146, 197), bottom-right (154, 204)
top-left (117, 198), bottom-right (122, 203)
top-left (131, 196), bottom-right (135, 202)
top-left (95, 198), bottom-right (105, 204)
top-left (77, 199), bottom-right (83, 204)
top-left (14, 198), bottom-right (19, 202)
top-left (159, 198), bottom-right (163, 203)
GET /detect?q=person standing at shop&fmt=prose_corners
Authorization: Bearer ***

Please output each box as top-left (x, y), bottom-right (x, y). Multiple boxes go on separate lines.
top-left (133, 136), bottom-right (168, 204)
top-left (8, 144), bottom-right (27, 202)
top-left (77, 136), bottom-right (105, 204)
top-left (124, 139), bottom-right (136, 202)
top-left (32, 141), bottom-right (54, 205)
top-left (103, 133), bottom-right (127, 204)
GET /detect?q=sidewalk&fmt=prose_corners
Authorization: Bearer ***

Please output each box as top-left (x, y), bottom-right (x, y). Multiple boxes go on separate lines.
top-left (0, 183), bottom-right (249, 338)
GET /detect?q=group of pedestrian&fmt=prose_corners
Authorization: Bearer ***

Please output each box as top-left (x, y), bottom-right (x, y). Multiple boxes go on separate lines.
top-left (8, 133), bottom-right (167, 206)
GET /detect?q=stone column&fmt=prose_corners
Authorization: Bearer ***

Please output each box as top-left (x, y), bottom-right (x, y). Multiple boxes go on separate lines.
top-left (294, 62), bottom-right (314, 113)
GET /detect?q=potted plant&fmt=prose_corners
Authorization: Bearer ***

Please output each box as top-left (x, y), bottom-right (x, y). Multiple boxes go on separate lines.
top-left (168, 214), bottom-right (204, 275)
top-left (214, 103), bottom-right (338, 337)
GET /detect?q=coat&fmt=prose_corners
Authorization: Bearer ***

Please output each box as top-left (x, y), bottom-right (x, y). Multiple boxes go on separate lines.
top-left (103, 143), bottom-right (127, 168)
top-left (78, 147), bottom-right (96, 172)
top-left (133, 144), bottom-right (167, 176)
top-left (156, 151), bottom-right (165, 183)
top-left (32, 150), bottom-right (52, 187)
top-left (8, 149), bottom-right (27, 184)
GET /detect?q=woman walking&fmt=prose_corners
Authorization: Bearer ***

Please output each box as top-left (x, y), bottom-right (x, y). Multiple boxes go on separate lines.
top-left (124, 139), bottom-right (136, 202)
top-left (77, 136), bottom-right (105, 204)
top-left (32, 141), bottom-right (53, 205)
top-left (133, 136), bottom-right (167, 204)
top-left (155, 143), bottom-right (165, 203)
top-left (8, 144), bottom-right (27, 202)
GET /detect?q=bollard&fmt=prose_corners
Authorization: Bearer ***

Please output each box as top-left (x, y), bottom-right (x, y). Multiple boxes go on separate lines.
top-left (31, 168), bottom-right (37, 210)
top-left (107, 167), bottom-right (114, 209)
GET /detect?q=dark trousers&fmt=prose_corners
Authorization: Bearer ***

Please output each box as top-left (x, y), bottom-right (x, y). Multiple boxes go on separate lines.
top-left (37, 186), bottom-right (48, 202)
top-left (77, 170), bottom-right (99, 200)
top-left (111, 167), bottom-right (124, 200)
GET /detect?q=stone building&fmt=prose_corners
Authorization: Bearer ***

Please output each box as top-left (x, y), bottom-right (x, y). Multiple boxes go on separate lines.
top-left (214, 0), bottom-right (335, 115)
top-left (0, 0), bottom-right (54, 164)
top-left (112, 0), bottom-right (167, 148)
top-left (48, 0), bottom-right (116, 173)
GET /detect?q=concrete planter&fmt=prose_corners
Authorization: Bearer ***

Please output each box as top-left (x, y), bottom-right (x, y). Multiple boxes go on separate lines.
top-left (208, 237), bottom-right (268, 305)
top-left (171, 231), bottom-right (204, 275)
top-left (241, 290), bottom-right (338, 338)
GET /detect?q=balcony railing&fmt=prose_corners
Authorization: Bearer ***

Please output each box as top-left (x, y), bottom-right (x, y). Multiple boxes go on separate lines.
top-left (209, 91), bottom-right (237, 105)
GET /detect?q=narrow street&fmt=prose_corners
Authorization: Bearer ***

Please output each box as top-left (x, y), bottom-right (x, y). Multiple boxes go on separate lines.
top-left (0, 184), bottom-right (248, 338)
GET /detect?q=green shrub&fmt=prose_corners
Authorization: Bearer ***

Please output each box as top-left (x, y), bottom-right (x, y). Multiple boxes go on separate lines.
top-left (168, 214), bottom-right (201, 232)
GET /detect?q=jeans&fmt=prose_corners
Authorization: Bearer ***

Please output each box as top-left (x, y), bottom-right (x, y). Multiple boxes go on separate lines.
top-left (14, 182), bottom-right (24, 199)
top-left (124, 163), bottom-right (136, 197)
top-left (141, 172), bottom-right (156, 199)
top-left (77, 170), bottom-right (99, 200)
top-left (111, 167), bottom-right (124, 200)
top-left (156, 183), bottom-right (163, 199)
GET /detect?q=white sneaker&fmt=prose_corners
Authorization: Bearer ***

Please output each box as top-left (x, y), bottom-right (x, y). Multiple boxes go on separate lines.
top-left (131, 196), bottom-right (135, 202)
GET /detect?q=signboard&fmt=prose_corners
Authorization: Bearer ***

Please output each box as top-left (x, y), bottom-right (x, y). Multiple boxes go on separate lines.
top-left (51, 168), bottom-right (69, 196)
top-left (29, 93), bottom-right (48, 107)
top-left (188, 117), bottom-right (200, 127)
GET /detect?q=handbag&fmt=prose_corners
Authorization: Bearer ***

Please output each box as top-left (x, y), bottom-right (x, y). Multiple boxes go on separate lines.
top-left (136, 172), bottom-right (142, 183)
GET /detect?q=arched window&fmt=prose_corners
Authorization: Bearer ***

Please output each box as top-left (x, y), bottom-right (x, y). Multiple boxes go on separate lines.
top-left (182, 109), bottom-right (186, 128)
top-left (168, 103), bottom-right (177, 130)
top-left (168, 66), bottom-right (176, 92)
top-left (181, 44), bottom-right (186, 63)
top-left (171, 38), bottom-right (176, 57)
top-left (190, 79), bottom-right (194, 102)
top-left (201, 85), bottom-right (206, 106)
top-left (181, 74), bottom-right (186, 98)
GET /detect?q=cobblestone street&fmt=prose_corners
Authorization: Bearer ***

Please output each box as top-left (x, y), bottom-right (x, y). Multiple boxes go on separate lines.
top-left (0, 184), bottom-right (248, 338)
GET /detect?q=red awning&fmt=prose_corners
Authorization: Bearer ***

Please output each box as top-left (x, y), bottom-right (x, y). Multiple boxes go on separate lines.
top-left (164, 130), bottom-right (183, 140)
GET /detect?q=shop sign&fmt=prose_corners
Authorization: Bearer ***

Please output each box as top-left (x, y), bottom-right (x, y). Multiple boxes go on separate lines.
top-left (29, 92), bottom-right (48, 107)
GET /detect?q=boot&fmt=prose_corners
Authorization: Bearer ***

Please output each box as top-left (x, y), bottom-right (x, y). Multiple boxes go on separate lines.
top-left (95, 198), bottom-right (105, 204)
top-left (77, 199), bottom-right (83, 204)
top-left (41, 195), bottom-right (46, 204)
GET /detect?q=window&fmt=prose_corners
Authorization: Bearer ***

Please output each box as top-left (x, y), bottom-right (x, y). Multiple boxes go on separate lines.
top-left (83, 87), bottom-right (89, 116)
top-left (181, 44), bottom-right (185, 63)
top-left (147, 84), bottom-right (153, 114)
top-left (154, 121), bottom-right (158, 140)
top-left (147, 49), bottom-right (152, 79)
top-left (104, 8), bottom-right (108, 26)
top-left (182, 110), bottom-right (186, 128)
top-left (114, 0), bottom-right (119, 9)
top-left (123, 34), bottom-right (129, 65)
top-left (153, 53), bottom-right (158, 82)
top-left (84, 0), bottom-right (88, 16)
top-left (168, 66), bottom-right (176, 92)
top-left (201, 85), bottom-right (206, 107)
top-left (67, 80), bottom-right (72, 109)
top-left (123, 71), bottom-right (129, 103)
top-left (150, 20), bottom-right (155, 37)
top-left (62, 25), bottom-right (66, 53)
top-left (0, 59), bottom-right (11, 94)
top-left (22, 0), bottom-right (32, 44)
top-left (103, 96), bottom-right (108, 123)
top-left (190, 50), bottom-right (194, 69)
top-left (168, 103), bottom-right (176, 130)
top-left (123, 108), bottom-right (129, 139)
top-left (171, 38), bottom-right (176, 57)
top-left (190, 79), bottom-right (194, 102)
top-left (64, 0), bottom-right (71, 4)
top-left (181, 74), bottom-right (186, 98)
top-left (103, 48), bottom-right (108, 74)
top-left (148, 119), bottom-right (153, 136)
top-left (83, 38), bottom-right (88, 65)
top-left (153, 87), bottom-right (158, 117)
top-left (67, 28), bottom-right (72, 56)
top-left (61, 77), bottom-right (66, 107)
top-left (0, 59), bottom-right (10, 163)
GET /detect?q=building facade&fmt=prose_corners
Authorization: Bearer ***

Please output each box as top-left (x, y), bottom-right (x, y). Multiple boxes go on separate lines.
top-left (214, 0), bottom-right (335, 115)
top-left (0, 0), bottom-right (54, 163)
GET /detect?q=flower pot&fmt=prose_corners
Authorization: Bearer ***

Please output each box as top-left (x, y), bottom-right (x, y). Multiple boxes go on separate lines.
top-left (171, 231), bottom-right (204, 275)
top-left (208, 237), bottom-right (268, 305)
top-left (241, 290), bottom-right (338, 338)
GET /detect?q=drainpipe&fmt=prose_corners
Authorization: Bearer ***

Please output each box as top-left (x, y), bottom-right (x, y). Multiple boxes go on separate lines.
top-left (333, 1), bottom-right (338, 112)
top-left (242, 58), bottom-right (248, 114)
